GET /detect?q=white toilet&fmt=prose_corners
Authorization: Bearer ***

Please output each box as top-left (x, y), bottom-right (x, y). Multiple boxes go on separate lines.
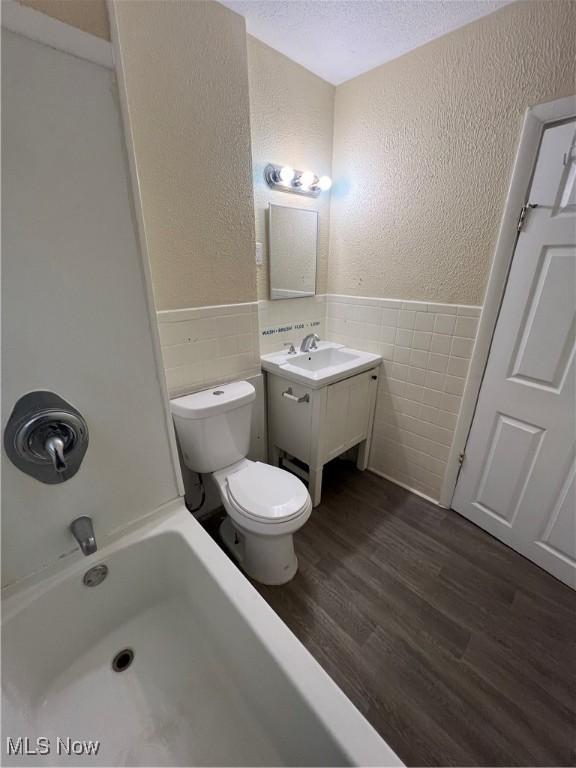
top-left (170, 381), bottom-right (312, 585)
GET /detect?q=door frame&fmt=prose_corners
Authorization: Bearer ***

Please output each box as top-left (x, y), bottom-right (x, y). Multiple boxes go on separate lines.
top-left (441, 95), bottom-right (576, 508)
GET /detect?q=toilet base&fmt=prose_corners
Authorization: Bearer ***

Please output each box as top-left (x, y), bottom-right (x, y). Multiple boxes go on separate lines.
top-left (219, 517), bottom-right (299, 586)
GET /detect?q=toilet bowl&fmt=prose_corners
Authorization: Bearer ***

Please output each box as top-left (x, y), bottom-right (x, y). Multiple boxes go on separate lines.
top-left (214, 459), bottom-right (312, 584)
top-left (170, 382), bottom-right (312, 585)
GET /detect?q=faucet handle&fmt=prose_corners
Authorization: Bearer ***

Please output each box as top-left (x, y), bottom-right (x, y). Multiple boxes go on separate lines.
top-left (283, 342), bottom-right (297, 354)
top-left (299, 333), bottom-right (321, 352)
top-left (45, 435), bottom-right (67, 473)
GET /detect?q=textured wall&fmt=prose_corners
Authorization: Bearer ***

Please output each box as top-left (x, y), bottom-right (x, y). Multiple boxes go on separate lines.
top-left (330, 0), bottom-right (576, 306)
top-left (113, 0), bottom-right (257, 310)
top-left (247, 35), bottom-right (334, 300)
top-left (17, 0), bottom-right (110, 39)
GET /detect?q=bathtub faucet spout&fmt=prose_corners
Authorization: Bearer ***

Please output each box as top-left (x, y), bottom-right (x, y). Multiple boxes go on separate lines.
top-left (70, 516), bottom-right (97, 556)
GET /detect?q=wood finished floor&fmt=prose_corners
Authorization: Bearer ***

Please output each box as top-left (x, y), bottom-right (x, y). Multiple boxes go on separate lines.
top-left (249, 463), bottom-right (576, 767)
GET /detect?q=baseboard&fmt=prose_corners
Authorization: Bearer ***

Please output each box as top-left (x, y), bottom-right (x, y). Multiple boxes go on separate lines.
top-left (367, 466), bottom-right (442, 507)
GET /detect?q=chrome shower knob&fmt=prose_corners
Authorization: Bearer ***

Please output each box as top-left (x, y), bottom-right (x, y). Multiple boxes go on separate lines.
top-left (4, 391), bottom-right (89, 484)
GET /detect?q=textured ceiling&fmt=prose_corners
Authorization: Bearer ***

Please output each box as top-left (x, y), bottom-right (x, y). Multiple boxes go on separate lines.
top-left (221, 0), bottom-right (511, 84)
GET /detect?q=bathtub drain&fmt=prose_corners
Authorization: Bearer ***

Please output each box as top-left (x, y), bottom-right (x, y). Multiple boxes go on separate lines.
top-left (112, 648), bottom-right (134, 672)
top-left (83, 564), bottom-right (108, 587)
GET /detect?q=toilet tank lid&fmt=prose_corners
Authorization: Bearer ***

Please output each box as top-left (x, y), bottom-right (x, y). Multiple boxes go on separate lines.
top-left (170, 381), bottom-right (256, 420)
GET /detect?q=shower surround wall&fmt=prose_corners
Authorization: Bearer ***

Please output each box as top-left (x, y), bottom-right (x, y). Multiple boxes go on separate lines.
top-left (2, 28), bottom-right (180, 588)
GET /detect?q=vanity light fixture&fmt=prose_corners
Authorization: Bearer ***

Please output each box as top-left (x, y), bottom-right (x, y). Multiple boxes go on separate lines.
top-left (264, 163), bottom-right (332, 198)
top-left (298, 170), bottom-right (315, 189)
top-left (279, 165), bottom-right (295, 184)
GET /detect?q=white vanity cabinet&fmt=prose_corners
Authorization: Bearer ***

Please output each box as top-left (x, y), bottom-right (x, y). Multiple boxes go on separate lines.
top-left (267, 367), bottom-right (380, 506)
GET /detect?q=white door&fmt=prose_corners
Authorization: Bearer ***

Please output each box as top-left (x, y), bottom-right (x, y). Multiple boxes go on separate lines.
top-left (452, 119), bottom-right (576, 589)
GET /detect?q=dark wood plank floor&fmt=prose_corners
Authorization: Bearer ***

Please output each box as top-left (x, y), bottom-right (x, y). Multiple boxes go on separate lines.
top-left (251, 462), bottom-right (576, 767)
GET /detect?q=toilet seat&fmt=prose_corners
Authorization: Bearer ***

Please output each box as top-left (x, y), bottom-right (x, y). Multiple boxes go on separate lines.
top-left (226, 462), bottom-right (310, 524)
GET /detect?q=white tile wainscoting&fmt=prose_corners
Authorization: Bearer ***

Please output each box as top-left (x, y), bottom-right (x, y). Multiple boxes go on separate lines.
top-left (157, 303), bottom-right (261, 397)
top-left (326, 295), bottom-right (481, 502)
top-left (258, 295), bottom-right (326, 353)
top-left (157, 294), bottom-right (480, 504)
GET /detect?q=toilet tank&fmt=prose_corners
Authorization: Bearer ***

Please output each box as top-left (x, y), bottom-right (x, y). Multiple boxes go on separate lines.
top-left (170, 381), bottom-right (256, 473)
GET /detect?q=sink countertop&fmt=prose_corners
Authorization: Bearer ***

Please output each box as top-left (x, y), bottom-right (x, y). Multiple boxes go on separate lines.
top-left (261, 341), bottom-right (382, 389)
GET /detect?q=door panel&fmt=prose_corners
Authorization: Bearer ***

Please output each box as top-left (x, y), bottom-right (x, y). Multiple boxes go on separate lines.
top-left (453, 119), bottom-right (576, 588)
top-left (268, 375), bottom-right (313, 461)
top-left (475, 415), bottom-right (544, 525)
top-left (539, 459), bottom-right (576, 561)
top-left (323, 371), bottom-right (372, 462)
top-left (510, 247), bottom-right (575, 389)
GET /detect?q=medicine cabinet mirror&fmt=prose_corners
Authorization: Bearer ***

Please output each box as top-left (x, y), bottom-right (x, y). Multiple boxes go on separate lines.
top-left (268, 204), bottom-right (318, 300)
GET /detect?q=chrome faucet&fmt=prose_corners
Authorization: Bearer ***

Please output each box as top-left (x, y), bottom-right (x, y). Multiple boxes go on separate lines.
top-left (45, 435), bottom-right (67, 473)
top-left (300, 333), bottom-right (320, 352)
top-left (70, 516), bottom-right (97, 556)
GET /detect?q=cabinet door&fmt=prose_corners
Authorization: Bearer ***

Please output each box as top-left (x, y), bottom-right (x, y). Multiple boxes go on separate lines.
top-left (322, 371), bottom-right (373, 462)
top-left (268, 375), bottom-right (314, 462)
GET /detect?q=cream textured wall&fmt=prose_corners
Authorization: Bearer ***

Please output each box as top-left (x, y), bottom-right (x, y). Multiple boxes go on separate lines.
top-left (17, 0), bottom-right (110, 40)
top-left (113, 0), bottom-right (256, 311)
top-left (329, 0), bottom-right (576, 306)
top-left (247, 35), bottom-right (334, 301)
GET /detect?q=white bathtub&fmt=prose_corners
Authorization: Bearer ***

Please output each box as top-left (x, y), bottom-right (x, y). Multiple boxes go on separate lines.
top-left (2, 505), bottom-right (402, 766)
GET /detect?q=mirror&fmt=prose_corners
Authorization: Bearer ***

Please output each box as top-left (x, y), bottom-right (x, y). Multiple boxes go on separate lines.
top-left (268, 204), bottom-right (318, 300)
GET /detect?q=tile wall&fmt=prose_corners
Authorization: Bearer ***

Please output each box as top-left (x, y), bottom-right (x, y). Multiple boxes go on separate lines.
top-left (157, 293), bottom-right (481, 504)
top-left (326, 295), bottom-right (481, 501)
top-left (157, 303), bottom-right (260, 397)
top-left (258, 295), bottom-right (326, 354)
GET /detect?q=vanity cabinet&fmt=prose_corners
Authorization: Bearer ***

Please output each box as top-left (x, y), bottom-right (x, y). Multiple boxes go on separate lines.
top-left (267, 367), bottom-right (379, 506)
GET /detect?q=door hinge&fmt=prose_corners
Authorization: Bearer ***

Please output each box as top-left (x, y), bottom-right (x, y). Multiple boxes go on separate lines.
top-left (517, 203), bottom-right (538, 232)
top-left (458, 452), bottom-right (465, 465)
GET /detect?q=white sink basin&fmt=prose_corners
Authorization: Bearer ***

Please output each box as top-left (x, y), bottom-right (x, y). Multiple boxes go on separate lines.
top-left (261, 341), bottom-right (382, 388)
top-left (289, 346), bottom-right (359, 372)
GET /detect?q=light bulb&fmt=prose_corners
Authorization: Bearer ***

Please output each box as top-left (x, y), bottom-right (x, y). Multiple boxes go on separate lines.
top-left (299, 170), bottom-right (315, 188)
top-left (279, 165), bottom-right (295, 184)
top-left (318, 175), bottom-right (332, 191)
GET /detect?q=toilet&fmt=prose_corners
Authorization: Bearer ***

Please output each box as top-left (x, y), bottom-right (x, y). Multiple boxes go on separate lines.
top-left (170, 381), bottom-right (312, 585)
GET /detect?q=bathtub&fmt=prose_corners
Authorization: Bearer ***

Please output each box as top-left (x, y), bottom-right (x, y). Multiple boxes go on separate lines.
top-left (2, 504), bottom-right (402, 766)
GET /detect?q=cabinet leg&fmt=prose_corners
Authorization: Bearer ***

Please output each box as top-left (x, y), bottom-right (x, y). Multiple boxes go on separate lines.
top-left (308, 466), bottom-right (323, 507)
top-left (356, 439), bottom-right (370, 471)
top-left (270, 445), bottom-right (282, 467)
